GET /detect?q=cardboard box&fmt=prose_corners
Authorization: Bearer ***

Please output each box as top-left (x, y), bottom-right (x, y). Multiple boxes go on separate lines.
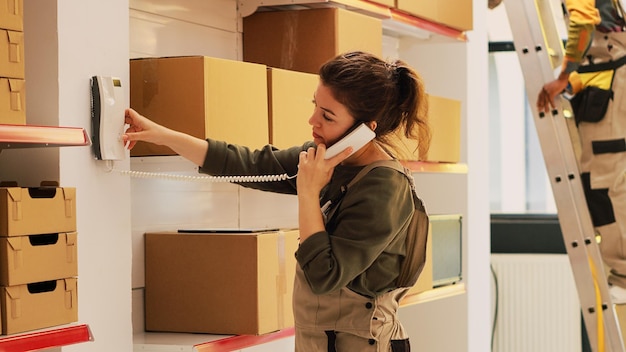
top-left (145, 229), bottom-right (299, 335)
top-left (0, 187), bottom-right (77, 237)
top-left (0, 78), bottom-right (25, 125)
top-left (0, 232), bottom-right (78, 286)
top-left (0, 0), bottom-right (23, 31)
top-left (0, 29), bottom-right (24, 79)
top-left (243, 8), bottom-right (382, 75)
top-left (387, 94), bottom-right (461, 163)
top-left (424, 95), bottom-right (461, 163)
top-left (267, 68), bottom-right (319, 149)
top-left (396, 0), bottom-right (473, 31)
top-left (130, 56), bottom-right (269, 156)
top-left (1, 278), bottom-right (78, 335)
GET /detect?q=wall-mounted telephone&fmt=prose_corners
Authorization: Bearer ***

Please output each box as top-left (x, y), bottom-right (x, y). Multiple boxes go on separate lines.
top-left (91, 76), bottom-right (126, 160)
top-left (117, 123), bottom-right (374, 183)
top-left (324, 123), bottom-right (376, 159)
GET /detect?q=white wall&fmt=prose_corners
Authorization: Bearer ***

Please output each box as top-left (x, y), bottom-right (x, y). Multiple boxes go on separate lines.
top-left (56, 1), bottom-right (133, 351)
top-left (465, 3), bottom-right (491, 351)
top-left (0, 1), bottom-right (133, 351)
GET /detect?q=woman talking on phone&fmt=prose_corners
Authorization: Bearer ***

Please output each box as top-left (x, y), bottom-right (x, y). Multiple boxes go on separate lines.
top-left (124, 51), bottom-right (431, 352)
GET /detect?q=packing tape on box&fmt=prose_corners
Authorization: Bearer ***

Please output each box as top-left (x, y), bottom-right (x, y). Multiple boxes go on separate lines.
top-left (10, 0), bottom-right (19, 15)
top-left (8, 31), bottom-right (22, 64)
top-left (7, 237), bottom-right (22, 269)
top-left (6, 286), bottom-right (21, 318)
top-left (9, 79), bottom-right (23, 111)
top-left (141, 59), bottom-right (159, 108)
top-left (66, 232), bottom-right (77, 263)
top-left (276, 231), bottom-right (286, 328)
top-left (64, 278), bottom-right (76, 309)
top-left (63, 188), bottom-right (75, 219)
top-left (8, 188), bottom-right (22, 220)
top-left (280, 12), bottom-right (299, 70)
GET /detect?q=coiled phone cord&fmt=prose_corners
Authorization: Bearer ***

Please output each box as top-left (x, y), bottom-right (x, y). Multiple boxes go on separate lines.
top-left (117, 169), bottom-right (296, 183)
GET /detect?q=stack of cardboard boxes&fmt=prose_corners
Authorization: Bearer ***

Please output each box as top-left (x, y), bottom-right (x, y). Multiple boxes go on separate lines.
top-left (0, 0), bottom-right (26, 125)
top-left (0, 185), bottom-right (78, 335)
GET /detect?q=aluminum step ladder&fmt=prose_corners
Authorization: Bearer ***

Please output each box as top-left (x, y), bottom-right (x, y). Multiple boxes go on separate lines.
top-left (502, 0), bottom-right (625, 351)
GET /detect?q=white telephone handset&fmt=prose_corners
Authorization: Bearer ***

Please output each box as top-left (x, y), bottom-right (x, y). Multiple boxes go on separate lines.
top-left (324, 123), bottom-right (376, 159)
top-left (91, 76), bottom-right (126, 160)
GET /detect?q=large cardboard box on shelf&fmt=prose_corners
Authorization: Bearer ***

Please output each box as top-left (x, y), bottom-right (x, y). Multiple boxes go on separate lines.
top-left (268, 68), bottom-right (319, 149)
top-left (0, 78), bottom-right (25, 125)
top-left (0, 29), bottom-right (24, 79)
top-left (130, 56), bottom-right (269, 156)
top-left (243, 8), bottom-right (382, 75)
top-left (0, 187), bottom-right (76, 237)
top-left (0, 232), bottom-right (78, 286)
top-left (0, 0), bottom-right (23, 31)
top-left (396, 0), bottom-right (473, 32)
top-left (387, 94), bottom-right (461, 163)
top-left (145, 229), bottom-right (299, 335)
top-left (1, 278), bottom-right (78, 335)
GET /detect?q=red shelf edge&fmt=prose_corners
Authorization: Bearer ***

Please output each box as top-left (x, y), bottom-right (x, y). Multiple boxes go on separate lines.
top-left (389, 8), bottom-right (467, 42)
top-left (0, 123), bottom-right (91, 148)
top-left (357, 0), bottom-right (467, 41)
top-left (0, 324), bottom-right (93, 352)
top-left (194, 327), bottom-right (295, 352)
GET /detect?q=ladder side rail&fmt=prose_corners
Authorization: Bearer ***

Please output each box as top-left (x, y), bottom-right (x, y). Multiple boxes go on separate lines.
top-left (503, 0), bottom-right (625, 350)
top-left (530, 2), bottom-right (624, 349)
top-left (506, 1), bottom-right (604, 328)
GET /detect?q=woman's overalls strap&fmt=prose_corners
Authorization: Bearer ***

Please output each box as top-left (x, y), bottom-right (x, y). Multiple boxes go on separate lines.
top-left (327, 160), bottom-right (430, 288)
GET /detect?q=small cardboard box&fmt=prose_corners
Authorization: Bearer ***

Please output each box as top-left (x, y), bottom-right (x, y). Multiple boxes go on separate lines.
top-left (0, 0), bottom-right (23, 31)
top-left (0, 29), bottom-right (24, 79)
top-left (0, 187), bottom-right (77, 237)
top-left (130, 56), bottom-right (269, 157)
top-left (145, 229), bottom-right (299, 335)
top-left (267, 68), bottom-right (319, 149)
top-left (387, 94), bottom-right (461, 163)
top-left (0, 78), bottom-right (25, 125)
top-left (1, 278), bottom-right (78, 335)
top-left (0, 232), bottom-right (78, 286)
top-left (396, 0), bottom-right (473, 32)
top-left (424, 95), bottom-right (461, 163)
top-left (243, 8), bottom-right (382, 75)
